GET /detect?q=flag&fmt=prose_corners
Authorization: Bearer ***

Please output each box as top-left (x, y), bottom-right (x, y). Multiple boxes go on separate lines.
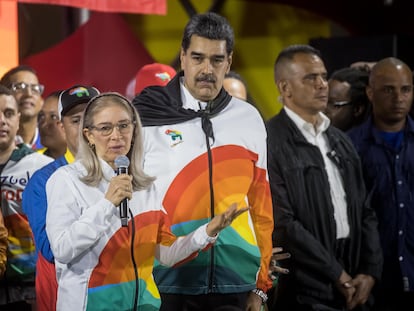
top-left (0, 0), bottom-right (18, 76)
top-left (16, 0), bottom-right (166, 15)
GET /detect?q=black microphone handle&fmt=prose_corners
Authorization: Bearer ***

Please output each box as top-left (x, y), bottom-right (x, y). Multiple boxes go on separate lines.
top-left (120, 199), bottom-right (128, 227)
top-left (117, 166), bottom-right (129, 227)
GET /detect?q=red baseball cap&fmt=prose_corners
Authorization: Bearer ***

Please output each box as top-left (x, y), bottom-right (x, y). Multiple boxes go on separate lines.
top-left (134, 63), bottom-right (176, 94)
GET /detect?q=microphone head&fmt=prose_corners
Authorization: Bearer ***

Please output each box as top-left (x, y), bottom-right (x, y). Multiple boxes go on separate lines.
top-left (114, 155), bottom-right (130, 168)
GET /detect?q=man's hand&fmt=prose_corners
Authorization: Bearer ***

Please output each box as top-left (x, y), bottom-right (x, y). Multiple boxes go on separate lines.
top-left (347, 274), bottom-right (375, 310)
top-left (269, 247), bottom-right (290, 280)
top-left (206, 203), bottom-right (250, 237)
top-left (336, 270), bottom-right (356, 307)
top-left (246, 290), bottom-right (264, 311)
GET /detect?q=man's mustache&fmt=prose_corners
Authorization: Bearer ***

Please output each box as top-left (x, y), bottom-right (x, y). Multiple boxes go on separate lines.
top-left (196, 75), bottom-right (216, 83)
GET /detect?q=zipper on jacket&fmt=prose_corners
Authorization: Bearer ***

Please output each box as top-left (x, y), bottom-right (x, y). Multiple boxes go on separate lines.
top-left (200, 107), bottom-right (216, 293)
top-left (130, 212), bottom-right (140, 309)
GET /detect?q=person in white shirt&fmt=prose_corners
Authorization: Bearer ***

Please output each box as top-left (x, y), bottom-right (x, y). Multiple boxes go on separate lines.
top-left (266, 44), bottom-right (383, 311)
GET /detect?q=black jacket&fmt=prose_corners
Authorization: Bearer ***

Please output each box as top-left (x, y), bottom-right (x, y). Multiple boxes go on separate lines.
top-left (266, 109), bottom-right (383, 307)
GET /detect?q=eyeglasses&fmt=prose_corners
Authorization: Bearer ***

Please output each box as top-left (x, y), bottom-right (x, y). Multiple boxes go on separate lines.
top-left (327, 100), bottom-right (352, 108)
top-left (10, 82), bottom-right (45, 95)
top-left (88, 120), bottom-right (135, 136)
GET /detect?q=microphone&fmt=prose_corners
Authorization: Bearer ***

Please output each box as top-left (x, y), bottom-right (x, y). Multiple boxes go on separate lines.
top-left (327, 149), bottom-right (341, 167)
top-left (114, 155), bottom-right (130, 227)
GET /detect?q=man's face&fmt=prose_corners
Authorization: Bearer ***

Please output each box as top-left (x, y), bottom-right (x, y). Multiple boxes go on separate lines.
top-left (180, 35), bottom-right (232, 102)
top-left (9, 70), bottom-right (44, 121)
top-left (368, 65), bottom-right (413, 126)
top-left (0, 94), bottom-right (20, 151)
top-left (38, 95), bottom-right (66, 150)
top-left (284, 53), bottom-right (329, 117)
top-left (326, 79), bottom-right (354, 131)
top-left (223, 77), bottom-right (247, 101)
top-left (61, 103), bottom-right (88, 156)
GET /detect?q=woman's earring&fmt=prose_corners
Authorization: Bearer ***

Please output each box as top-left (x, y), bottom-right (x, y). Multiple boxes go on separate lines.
top-left (88, 142), bottom-right (95, 149)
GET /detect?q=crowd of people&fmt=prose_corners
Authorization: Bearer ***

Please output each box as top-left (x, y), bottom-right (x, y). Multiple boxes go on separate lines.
top-left (0, 10), bottom-right (413, 311)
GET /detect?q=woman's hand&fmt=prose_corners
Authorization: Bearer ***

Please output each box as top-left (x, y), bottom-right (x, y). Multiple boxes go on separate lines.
top-left (105, 174), bottom-right (133, 206)
top-left (206, 203), bottom-right (250, 237)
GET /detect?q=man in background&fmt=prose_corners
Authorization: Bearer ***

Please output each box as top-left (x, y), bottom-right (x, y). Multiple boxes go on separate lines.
top-left (37, 90), bottom-right (67, 159)
top-left (326, 67), bottom-right (371, 131)
top-left (223, 70), bottom-right (248, 101)
top-left (266, 44), bottom-right (382, 311)
top-left (0, 65), bottom-right (45, 150)
top-left (348, 57), bottom-right (414, 310)
top-left (0, 84), bottom-right (52, 311)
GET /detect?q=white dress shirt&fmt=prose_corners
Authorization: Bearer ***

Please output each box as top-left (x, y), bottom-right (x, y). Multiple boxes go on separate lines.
top-left (284, 106), bottom-right (350, 239)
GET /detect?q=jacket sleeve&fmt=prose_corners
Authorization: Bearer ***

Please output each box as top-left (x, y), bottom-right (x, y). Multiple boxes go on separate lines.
top-left (359, 189), bottom-right (383, 280)
top-left (45, 169), bottom-right (117, 264)
top-left (345, 135), bottom-right (383, 280)
top-left (0, 210), bottom-right (7, 277)
top-left (267, 146), bottom-right (344, 284)
top-left (247, 124), bottom-right (274, 292)
top-left (22, 172), bottom-right (55, 263)
top-left (341, 127), bottom-right (383, 280)
top-left (156, 212), bottom-right (217, 267)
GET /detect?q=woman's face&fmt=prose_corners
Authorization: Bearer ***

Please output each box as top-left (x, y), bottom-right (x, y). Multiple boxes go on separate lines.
top-left (84, 103), bottom-right (135, 168)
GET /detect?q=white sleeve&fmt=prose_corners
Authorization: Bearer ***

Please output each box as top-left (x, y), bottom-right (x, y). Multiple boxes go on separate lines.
top-left (45, 168), bottom-right (116, 264)
top-left (155, 224), bottom-right (218, 267)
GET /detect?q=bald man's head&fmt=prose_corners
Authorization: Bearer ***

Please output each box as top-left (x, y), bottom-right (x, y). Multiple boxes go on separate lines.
top-left (367, 57), bottom-right (413, 131)
top-left (369, 57), bottom-right (412, 86)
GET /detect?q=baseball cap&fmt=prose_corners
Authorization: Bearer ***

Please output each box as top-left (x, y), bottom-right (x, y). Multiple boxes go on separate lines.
top-left (134, 63), bottom-right (176, 95)
top-left (58, 85), bottom-right (100, 118)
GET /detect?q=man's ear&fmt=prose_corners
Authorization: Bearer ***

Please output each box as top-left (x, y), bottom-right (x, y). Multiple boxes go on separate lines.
top-left (366, 86), bottom-right (373, 103)
top-left (278, 80), bottom-right (291, 97)
top-left (353, 102), bottom-right (365, 118)
top-left (179, 48), bottom-right (185, 71)
top-left (226, 52), bottom-right (233, 73)
top-left (16, 112), bottom-right (20, 132)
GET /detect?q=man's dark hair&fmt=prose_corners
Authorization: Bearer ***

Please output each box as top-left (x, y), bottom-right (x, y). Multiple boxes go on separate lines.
top-left (45, 90), bottom-right (63, 100)
top-left (0, 65), bottom-right (38, 87)
top-left (224, 70), bottom-right (257, 107)
top-left (330, 67), bottom-right (369, 102)
top-left (181, 12), bottom-right (234, 55)
top-left (329, 67), bottom-right (371, 123)
top-left (275, 44), bottom-right (321, 67)
top-left (225, 70), bottom-right (246, 86)
top-left (274, 44), bottom-right (322, 82)
top-left (0, 84), bottom-right (14, 96)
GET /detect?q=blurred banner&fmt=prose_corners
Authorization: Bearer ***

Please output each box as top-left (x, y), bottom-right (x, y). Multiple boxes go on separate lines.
top-left (13, 0), bottom-right (166, 14)
top-left (0, 0), bottom-right (18, 77)
top-left (22, 12), bottom-right (154, 97)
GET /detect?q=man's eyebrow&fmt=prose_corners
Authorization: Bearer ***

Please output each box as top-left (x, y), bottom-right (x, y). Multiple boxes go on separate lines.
top-left (190, 51), bottom-right (225, 58)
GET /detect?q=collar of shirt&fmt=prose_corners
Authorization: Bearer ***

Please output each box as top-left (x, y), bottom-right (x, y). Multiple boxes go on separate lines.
top-left (284, 106), bottom-right (330, 138)
top-left (180, 77), bottom-right (208, 111)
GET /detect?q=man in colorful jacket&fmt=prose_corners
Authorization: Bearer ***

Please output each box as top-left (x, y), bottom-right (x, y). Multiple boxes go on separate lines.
top-left (0, 211), bottom-right (7, 278)
top-left (133, 12), bottom-right (273, 311)
top-left (0, 84), bottom-right (52, 310)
